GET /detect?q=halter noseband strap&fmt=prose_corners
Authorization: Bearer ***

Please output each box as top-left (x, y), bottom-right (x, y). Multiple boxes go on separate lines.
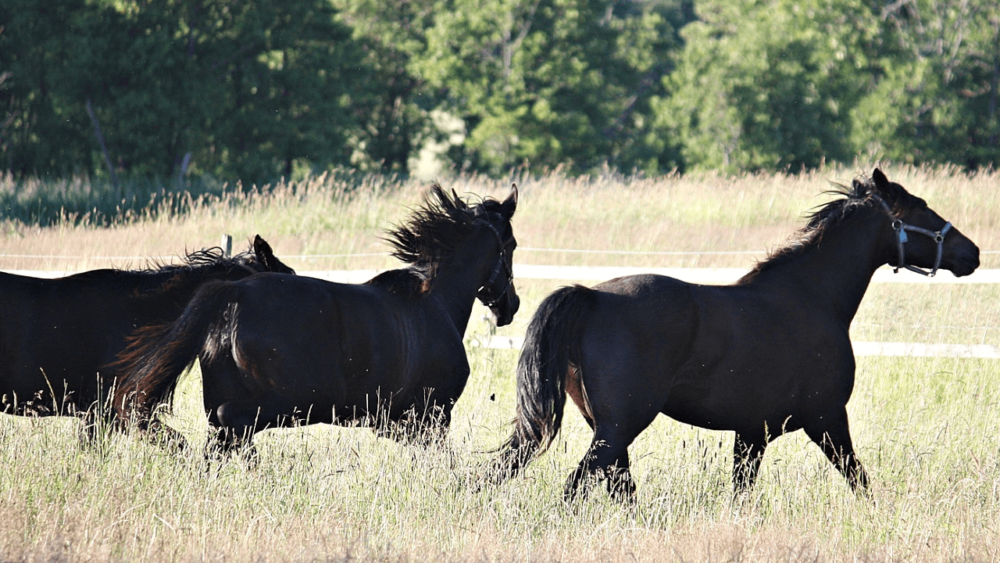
top-left (875, 197), bottom-right (952, 277)
top-left (476, 220), bottom-right (514, 308)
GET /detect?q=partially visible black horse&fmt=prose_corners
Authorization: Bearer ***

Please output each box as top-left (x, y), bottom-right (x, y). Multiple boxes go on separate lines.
top-left (491, 169), bottom-right (980, 500)
top-left (0, 235), bottom-right (294, 439)
top-left (115, 185), bottom-right (519, 456)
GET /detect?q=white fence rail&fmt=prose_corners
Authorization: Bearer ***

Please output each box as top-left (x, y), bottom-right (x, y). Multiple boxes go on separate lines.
top-left (6, 265), bottom-right (997, 359)
top-left (298, 265), bottom-right (1000, 285)
top-left (474, 335), bottom-right (1000, 359)
top-left (8, 265), bottom-right (1000, 284)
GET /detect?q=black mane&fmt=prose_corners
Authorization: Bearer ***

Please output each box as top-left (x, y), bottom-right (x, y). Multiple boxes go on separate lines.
top-left (140, 245), bottom-right (269, 274)
top-left (383, 184), bottom-right (506, 294)
top-left (66, 246), bottom-right (264, 294)
top-left (738, 172), bottom-right (921, 283)
top-left (365, 269), bottom-right (427, 296)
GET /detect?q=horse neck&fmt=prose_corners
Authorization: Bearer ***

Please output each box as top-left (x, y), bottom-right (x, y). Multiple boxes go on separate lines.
top-left (425, 231), bottom-right (497, 336)
top-left (750, 210), bottom-right (892, 324)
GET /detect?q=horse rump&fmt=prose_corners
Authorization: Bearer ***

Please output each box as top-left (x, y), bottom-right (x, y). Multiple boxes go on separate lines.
top-left (113, 280), bottom-right (241, 428)
top-left (487, 285), bottom-right (596, 484)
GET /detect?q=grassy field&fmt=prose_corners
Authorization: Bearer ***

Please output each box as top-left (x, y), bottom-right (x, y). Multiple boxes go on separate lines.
top-left (1, 165), bottom-right (999, 561)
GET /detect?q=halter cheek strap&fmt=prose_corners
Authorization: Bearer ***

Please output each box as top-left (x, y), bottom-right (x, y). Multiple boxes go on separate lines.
top-left (876, 197), bottom-right (952, 277)
top-left (476, 221), bottom-right (514, 308)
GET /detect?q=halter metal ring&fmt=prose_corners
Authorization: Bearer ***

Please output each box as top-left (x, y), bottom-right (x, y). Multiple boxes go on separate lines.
top-left (876, 194), bottom-right (952, 277)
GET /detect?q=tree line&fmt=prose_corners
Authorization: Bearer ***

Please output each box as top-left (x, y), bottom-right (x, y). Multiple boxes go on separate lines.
top-left (1, 0), bottom-right (997, 186)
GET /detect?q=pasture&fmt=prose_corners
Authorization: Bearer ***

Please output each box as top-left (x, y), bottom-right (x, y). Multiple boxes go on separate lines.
top-left (1, 166), bottom-right (999, 561)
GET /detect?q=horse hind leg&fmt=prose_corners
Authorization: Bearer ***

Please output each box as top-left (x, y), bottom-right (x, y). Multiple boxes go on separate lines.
top-left (803, 408), bottom-right (870, 495)
top-left (566, 363), bottom-right (595, 430)
top-left (563, 361), bottom-right (664, 504)
top-left (208, 398), bottom-right (271, 464)
top-left (564, 427), bottom-right (639, 505)
top-left (211, 395), bottom-right (305, 465)
top-left (206, 420), bottom-right (259, 467)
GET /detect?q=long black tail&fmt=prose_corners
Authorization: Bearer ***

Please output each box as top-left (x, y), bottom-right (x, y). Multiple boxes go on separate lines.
top-left (113, 280), bottom-right (239, 426)
top-left (489, 285), bottom-right (595, 483)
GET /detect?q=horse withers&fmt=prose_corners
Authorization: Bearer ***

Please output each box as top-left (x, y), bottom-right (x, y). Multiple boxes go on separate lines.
top-left (114, 185), bottom-right (519, 458)
top-left (0, 235), bottom-right (294, 442)
top-left (491, 169), bottom-right (979, 501)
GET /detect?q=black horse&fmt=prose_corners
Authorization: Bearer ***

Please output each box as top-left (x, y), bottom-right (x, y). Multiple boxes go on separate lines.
top-left (491, 169), bottom-right (979, 501)
top-left (114, 185), bottom-right (519, 455)
top-left (0, 235), bottom-right (294, 439)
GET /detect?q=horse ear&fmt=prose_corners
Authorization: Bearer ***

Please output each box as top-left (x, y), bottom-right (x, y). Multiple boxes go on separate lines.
top-left (451, 188), bottom-right (468, 210)
top-left (500, 183), bottom-right (518, 218)
top-left (872, 168), bottom-right (889, 191)
top-left (253, 235), bottom-right (277, 270)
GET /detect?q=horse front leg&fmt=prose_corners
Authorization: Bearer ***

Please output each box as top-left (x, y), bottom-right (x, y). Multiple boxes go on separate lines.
top-left (78, 407), bottom-right (109, 448)
top-left (732, 429), bottom-right (768, 496)
top-left (376, 388), bottom-right (457, 446)
top-left (377, 405), bottom-right (452, 446)
top-left (804, 408), bottom-right (870, 495)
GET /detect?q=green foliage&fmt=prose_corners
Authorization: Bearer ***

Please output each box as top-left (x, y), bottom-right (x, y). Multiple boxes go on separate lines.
top-left (0, 0), bottom-right (95, 176)
top-left (1, 0), bottom-right (365, 185)
top-left (658, 0), bottom-right (882, 172)
top-left (1, 0), bottom-right (996, 184)
top-left (659, 0), bottom-right (998, 173)
top-left (417, 0), bottom-right (679, 175)
top-left (332, 0), bottom-right (437, 174)
top-left (851, 0), bottom-right (1000, 168)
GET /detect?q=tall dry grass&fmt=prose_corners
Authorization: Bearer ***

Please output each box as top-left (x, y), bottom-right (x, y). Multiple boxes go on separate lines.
top-left (2, 164), bottom-right (998, 272)
top-left (1, 164), bottom-right (998, 561)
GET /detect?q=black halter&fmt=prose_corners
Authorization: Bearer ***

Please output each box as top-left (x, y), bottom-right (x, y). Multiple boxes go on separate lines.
top-left (476, 220), bottom-right (514, 308)
top-left (875, 196), bottom-right (952, 277)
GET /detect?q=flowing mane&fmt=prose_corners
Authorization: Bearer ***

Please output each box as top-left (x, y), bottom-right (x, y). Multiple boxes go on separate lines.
top-left (738, 172), bottom-right (925, 283)
top-left (381, 184), bottom-right (506, 293)
top-left (65, 245), bottom-right (278, 295)
top-left (138, 246), bottom-right (268, 274)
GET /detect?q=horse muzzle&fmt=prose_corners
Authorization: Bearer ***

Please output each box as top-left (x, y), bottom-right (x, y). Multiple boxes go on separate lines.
top-left (491, 291), bottom-right (520, 327)
top-left (949, 244), bottom-right (980, 277)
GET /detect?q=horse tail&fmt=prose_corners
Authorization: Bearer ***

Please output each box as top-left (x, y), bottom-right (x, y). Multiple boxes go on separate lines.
top-left (490, 285), bottom-right (595, 483)
top-left (113, 280), bottom-right (238, 426)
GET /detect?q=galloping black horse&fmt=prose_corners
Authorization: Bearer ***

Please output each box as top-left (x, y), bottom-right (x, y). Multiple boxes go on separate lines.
top-left (0, 235), bottom-right (294, 439)
top-left (491, 169), bottom-right (979, 500)
top-left (114, 185), bottom-right (519, 455)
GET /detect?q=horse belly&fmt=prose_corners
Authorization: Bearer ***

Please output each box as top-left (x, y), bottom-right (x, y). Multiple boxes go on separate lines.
top-left (661, 377), bottom-right (800, 433)
top-left (0, 316), bottom-right (111, 416)
top-left (661, 339), bottom-right (845, 433)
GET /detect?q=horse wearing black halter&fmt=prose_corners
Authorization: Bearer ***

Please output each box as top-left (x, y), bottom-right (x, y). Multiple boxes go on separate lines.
top-left (490, 169), bottom-right (979, 500)
top-left (0, 235), bottom-right (294, 439)
top-left (114, 185), bottom-right (519, 456)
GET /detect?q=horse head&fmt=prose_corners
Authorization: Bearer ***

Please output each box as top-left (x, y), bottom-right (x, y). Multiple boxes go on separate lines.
top-left (474, 185), bottom-right (520, 326)
top-left (868, 168), bottom-right (979, 277)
